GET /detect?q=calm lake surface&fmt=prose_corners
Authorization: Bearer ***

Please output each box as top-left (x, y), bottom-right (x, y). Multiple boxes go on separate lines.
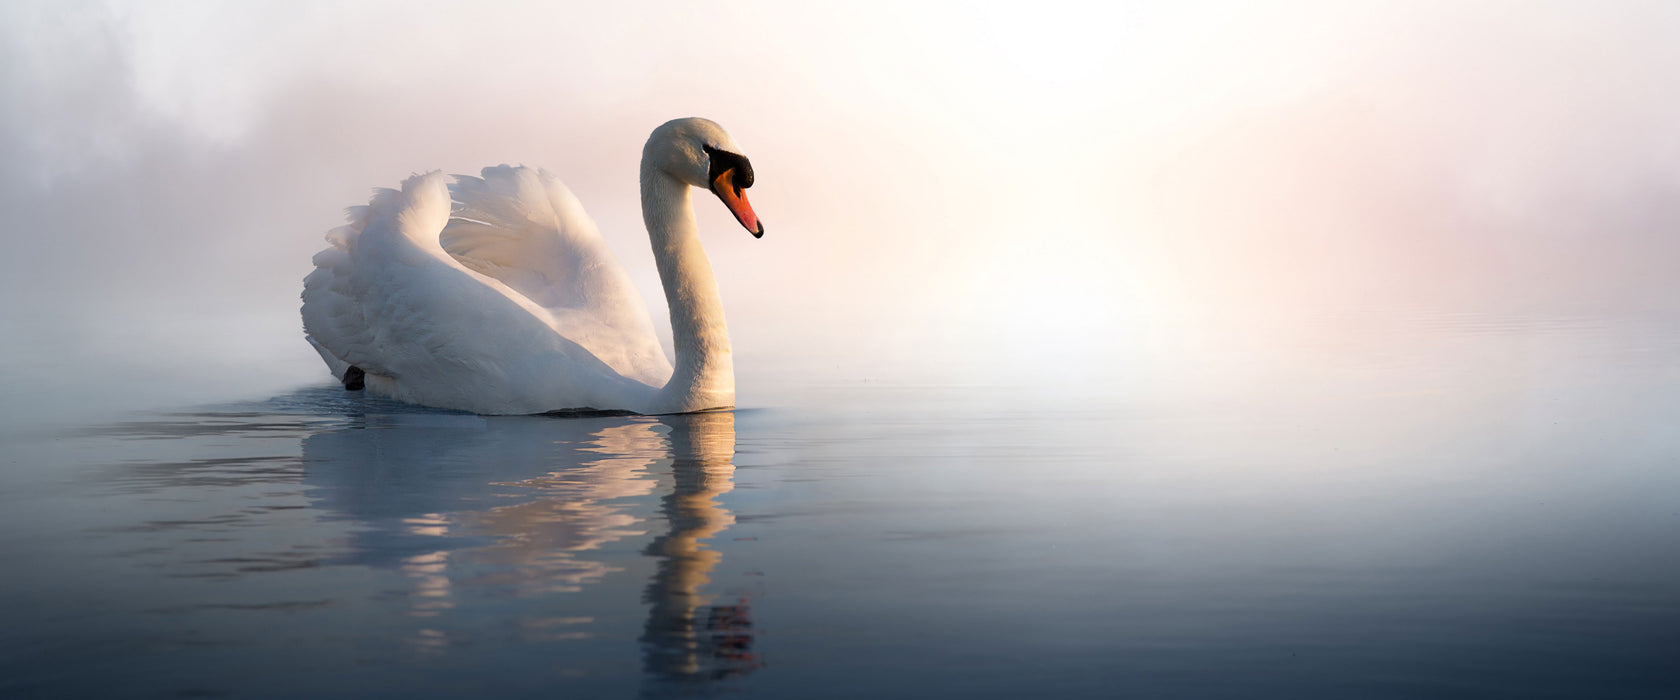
top-left (3, 313), bottom-right (1678, 698)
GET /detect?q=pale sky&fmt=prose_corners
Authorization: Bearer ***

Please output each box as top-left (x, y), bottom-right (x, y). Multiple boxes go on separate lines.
top-left (3, 1), bottom-right (1679, 419)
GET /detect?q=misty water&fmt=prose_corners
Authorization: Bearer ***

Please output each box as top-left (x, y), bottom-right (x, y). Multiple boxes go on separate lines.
top-left (3, 312), bottom-right (1678, 699)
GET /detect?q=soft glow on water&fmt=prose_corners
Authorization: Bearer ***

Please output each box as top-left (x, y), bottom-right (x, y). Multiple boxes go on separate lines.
top-left (2, 315), bottom-right (1677, 697)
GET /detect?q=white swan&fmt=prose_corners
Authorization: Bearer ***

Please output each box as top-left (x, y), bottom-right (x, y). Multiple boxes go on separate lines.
top-left (300, 118), bottom-right (763, 415)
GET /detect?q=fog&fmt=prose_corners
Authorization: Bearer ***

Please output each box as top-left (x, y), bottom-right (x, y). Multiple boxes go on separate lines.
top-left (3, 1), bottom-right (1678, 421)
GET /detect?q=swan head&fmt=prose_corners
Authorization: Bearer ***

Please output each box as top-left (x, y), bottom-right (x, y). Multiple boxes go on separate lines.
top-left (645, 117), bottom-right (764, 238)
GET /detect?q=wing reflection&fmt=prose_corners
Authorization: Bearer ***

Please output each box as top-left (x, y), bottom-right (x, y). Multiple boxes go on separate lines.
top-left (297, 409), bottom-right (757, 683)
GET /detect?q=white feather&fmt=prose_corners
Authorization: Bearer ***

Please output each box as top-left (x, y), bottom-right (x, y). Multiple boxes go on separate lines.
top-left (300, 118), bottom-right (755, 415)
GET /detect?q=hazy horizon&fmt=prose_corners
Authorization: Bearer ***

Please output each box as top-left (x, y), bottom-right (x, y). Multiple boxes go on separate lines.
top-left (4, 1), bottom-right (1679, 421)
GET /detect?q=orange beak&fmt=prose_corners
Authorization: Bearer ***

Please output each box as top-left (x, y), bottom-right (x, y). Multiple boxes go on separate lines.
top-left (710, 168), bottom-right (764, 238)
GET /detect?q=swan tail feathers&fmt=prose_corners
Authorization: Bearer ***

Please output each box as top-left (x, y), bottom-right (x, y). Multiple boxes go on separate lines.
top-left (343, 204), bottom-right (372, 228)
top-left (304, 334), bottom-right (351, 380)
top-left (301, 172), bottom-right (451, 382)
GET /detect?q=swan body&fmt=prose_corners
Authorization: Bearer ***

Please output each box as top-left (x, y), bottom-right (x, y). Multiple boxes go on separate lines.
top-left (301, 118), bottom-right (763, 415)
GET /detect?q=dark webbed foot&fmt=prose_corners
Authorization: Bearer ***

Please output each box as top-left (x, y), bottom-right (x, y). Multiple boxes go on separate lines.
top-left (342, 366), bottom-right (366, 391)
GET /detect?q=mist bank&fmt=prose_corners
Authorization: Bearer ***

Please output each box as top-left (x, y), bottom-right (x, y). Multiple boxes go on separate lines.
top-left (4, 1), bottom-right (1679, 421)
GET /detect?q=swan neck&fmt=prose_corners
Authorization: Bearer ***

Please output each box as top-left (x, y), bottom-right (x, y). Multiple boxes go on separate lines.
top-left (641, 165), bottom-right (734, 413)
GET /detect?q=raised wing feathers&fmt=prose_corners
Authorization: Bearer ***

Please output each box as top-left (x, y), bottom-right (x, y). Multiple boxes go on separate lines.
top-left (300, 167), bottom-right (672, 414)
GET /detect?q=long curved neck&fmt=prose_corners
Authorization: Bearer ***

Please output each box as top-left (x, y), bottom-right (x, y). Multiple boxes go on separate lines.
top-left (641, 165), bottom-right (735, 413)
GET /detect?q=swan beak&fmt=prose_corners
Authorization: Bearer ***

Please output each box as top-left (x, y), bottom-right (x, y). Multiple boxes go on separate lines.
top-left (710, 169), bottom-right (764, 238)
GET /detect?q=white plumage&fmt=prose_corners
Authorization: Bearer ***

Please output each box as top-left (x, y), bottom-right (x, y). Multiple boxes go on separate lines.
top-left (301, 118), bottom-right (762, 415)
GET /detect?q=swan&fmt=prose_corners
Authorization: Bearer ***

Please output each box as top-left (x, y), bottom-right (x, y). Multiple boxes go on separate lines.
top-left (300, 117), bottom-right (763, 415)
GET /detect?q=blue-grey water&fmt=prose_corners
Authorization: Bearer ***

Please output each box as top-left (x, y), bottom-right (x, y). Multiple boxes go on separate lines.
top-left (3, 314), bottom-right (1679, 698)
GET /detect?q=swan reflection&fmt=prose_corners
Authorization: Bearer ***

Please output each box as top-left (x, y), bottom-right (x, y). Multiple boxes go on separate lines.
top-left (642, 411), bottom-right (760, 681)
top-left (299, 409), bottom-right (756, 682)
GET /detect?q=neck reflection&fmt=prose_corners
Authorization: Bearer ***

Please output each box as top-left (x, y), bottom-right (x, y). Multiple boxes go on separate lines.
top-left (295, 407), bottom-right (757, 684)
top-left (643, 410), bottom-right (758, 682)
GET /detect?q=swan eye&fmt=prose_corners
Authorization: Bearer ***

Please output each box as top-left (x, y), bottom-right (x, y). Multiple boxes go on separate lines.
top-left (702, 145), bottom-right (754, 190)
top-left (702, 144), bottom-right (764, 237)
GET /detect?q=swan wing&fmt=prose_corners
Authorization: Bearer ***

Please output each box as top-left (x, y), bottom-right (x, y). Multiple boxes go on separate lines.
top-left (301, 172), bottom-right (658, 414)
top-left (443, 165), bottom-right (671, 385)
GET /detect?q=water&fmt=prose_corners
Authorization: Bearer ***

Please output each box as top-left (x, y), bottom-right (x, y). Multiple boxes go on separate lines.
top-left (3, 314), bottom-right (1679, 698)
